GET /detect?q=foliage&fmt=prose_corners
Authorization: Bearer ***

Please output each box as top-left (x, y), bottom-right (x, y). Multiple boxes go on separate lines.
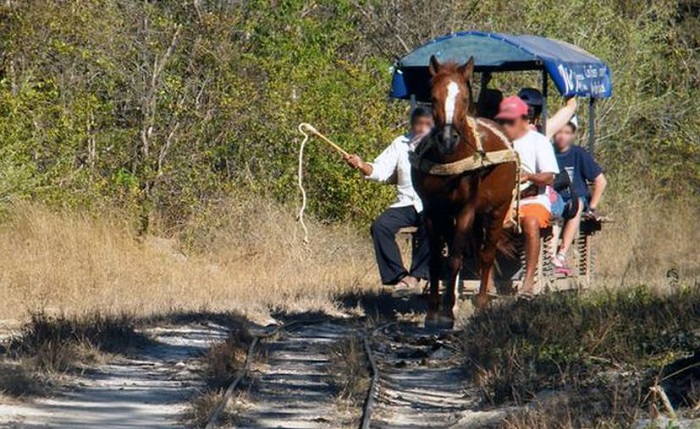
top-left (460, 286), bottom-right (700, 423)
top-left (0, 0), bottom-right (697, 231)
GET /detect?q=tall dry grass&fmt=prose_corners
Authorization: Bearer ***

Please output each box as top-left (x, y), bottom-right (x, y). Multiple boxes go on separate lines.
top-left (595, 188), bottom-right (700, 289)
top-left (0, 198), bottom-right (375, 324)
top-left (0, 185), bottom-right (697, 325)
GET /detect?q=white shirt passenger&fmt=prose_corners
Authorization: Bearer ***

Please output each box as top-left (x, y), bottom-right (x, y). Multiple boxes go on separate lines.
top-left (513, 130), bottom-right (560, 211)
top-left (365, 135), bottom-right (423, 213)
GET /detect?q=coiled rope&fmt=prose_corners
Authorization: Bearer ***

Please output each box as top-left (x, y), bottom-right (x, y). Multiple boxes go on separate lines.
top-left (296, 123), bottom-right (349, 244)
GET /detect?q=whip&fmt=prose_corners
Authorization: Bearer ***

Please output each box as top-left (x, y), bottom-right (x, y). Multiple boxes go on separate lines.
top-left (296, 123), bottom-right (350, 244)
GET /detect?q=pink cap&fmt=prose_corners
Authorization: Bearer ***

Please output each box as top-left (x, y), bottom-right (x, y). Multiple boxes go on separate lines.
top-left (495, 96), bottom-right (529, 120)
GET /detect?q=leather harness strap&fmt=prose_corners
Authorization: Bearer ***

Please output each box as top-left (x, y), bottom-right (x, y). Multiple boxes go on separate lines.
top-left (409, 116), bottom-right (522, 232)
top-left (409, 117), bottom-right (518, 176)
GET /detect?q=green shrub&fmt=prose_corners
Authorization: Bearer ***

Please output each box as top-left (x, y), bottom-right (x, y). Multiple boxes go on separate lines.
top-left (0, 0), bottom-right (697, 230)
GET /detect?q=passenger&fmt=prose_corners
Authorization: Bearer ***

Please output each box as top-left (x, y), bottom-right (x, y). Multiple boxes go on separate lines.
top-left (552, 117), bottom-right (607, 274)
top-left (343, 107), bottom-right (432, 294)
top-left (496, 96), bottom-right (559, 299)
top-left (477, 73), bottom-right (503, 120)
top-left (517, 87), bottom-right (577, 139)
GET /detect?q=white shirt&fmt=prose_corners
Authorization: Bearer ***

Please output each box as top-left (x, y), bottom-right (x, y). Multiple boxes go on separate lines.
top-left (365, 134), bottom-right (423, 213)
top-left (513, 130), bottom-right (560, 211)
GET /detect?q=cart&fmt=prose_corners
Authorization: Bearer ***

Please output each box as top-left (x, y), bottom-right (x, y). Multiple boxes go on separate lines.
top-left (390, 31), bottom-right (613, 294)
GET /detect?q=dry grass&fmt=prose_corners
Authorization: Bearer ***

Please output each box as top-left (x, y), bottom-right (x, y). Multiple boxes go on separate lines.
top-left (461, 286), bottom-right (700, 427)
top-left (0, 197), bottom-right (375, 324)
top-left (4, 312), bottom-right (150, 374)
top-left (182, 390), bottom-right (244, 429)
top-left (0, 188), bottom-right (697, 325)
top-left (0, 311), bottom-right (149, 398)
top-left (497, 390), bottom-right (636, 429)
top-left (0, 361), bottom-right (46, 398)
top-left (182, 325), bottom-right (252, 428)
top-left (327, 336), bottom-right (370, 428)
top-left (329, 336), bottom-right (370, 403)
top-left (202, 328), bottom-right (252, 390)
top-left (596, 190), bottom-right (700, 288)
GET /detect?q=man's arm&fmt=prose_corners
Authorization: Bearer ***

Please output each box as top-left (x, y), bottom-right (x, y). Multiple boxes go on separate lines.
top-left (344, 154), bottom-right (373, 176)
top-left (524, 136), bottom-right (559, 186)
top-left (521, 172), bottom-right (554, 186)
top-left (579, 149), bottom-right (606, 211)
top-left (588, 173), bottom-right (607, 210)
top-left (344, 138), bottom-right (400, 182)
top-left (544, 97), bottom-right (577, 140)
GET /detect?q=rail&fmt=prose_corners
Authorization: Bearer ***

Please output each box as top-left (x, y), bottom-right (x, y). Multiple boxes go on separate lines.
top-left (205, 319), bottom-right (393, 429)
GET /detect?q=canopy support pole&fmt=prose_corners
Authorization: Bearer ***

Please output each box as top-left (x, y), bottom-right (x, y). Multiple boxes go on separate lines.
top-left (541, 69), bottom-right (548, 134)
top-left (588, 98), bottom-right (596, 153)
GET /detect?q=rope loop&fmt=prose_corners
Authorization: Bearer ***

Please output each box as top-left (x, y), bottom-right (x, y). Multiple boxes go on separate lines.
top-left (295, 123), bottom-right (349, 245)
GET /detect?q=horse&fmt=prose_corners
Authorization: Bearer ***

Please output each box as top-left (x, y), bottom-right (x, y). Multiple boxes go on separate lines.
top-left (411, 55), bottom-right (518, 327)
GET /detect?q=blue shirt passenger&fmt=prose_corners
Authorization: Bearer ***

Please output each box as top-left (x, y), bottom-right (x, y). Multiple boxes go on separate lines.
top-left (556, 145), bottom-right (603, 203)
top-left (551, 117), bottom-right (607, 274)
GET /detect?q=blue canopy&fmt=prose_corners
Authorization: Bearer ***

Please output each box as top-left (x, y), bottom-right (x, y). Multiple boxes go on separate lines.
top-left (391, 31), bottom-right (613, 101)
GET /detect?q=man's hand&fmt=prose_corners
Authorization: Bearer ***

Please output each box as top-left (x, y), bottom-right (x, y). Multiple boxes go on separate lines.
top-left (344, 153), bottom-right (373, 176)
top-left (520, 172), bottom-right (532, 183)
top-left (583, 207), bottom-right (599, 220)
top-left (344, 154), bottom-right (364, 169)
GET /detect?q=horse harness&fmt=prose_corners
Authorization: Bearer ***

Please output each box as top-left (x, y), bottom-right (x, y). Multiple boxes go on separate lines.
top-left (409, 116), bottom-right (522, 230)
top-left (409, 116), bottom-right (518, 176)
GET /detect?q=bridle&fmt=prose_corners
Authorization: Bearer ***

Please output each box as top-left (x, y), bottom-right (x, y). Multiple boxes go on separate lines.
top-left (433, 79), bottom-right (484, 157)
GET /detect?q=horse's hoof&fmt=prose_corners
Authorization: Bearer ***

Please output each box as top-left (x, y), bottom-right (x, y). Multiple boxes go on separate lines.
top-left (425, 313), bottom-right (454, 330)
top-left (472, 294), bottom-right (491, 310)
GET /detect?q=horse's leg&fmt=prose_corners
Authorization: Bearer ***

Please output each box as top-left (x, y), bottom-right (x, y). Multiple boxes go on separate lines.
top-left (423, 214), bottom-right (444, 325)
top-left (442, 207), bottom-right (474, 323)
top-left (474, 216), bottom-right (505, 309)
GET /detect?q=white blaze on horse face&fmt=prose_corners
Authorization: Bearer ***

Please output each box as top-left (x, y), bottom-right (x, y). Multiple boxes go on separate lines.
top-left (444, 81), bottom-right (460, 125)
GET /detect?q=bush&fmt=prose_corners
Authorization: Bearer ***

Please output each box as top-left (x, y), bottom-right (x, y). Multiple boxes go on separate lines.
top-left (0, 0), bottom-right (696, 230)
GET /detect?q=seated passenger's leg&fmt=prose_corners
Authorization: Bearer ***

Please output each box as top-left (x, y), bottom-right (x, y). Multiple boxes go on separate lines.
top-left (409, 211), bottom-right (430, 281)
top-left (370, 206), bottom-right (414, 285)
top-left (521, 215), bottom-right (541, 293)
top-left (518, 204), bottom-right (550, 294)
top-left (557, 198), bottom-right (584, 259)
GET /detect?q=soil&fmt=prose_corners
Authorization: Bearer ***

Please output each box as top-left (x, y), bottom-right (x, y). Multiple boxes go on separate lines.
top-left (0, 324), bottom-right (228, 429)
top-left (235, 321), bottom-right (357, 428)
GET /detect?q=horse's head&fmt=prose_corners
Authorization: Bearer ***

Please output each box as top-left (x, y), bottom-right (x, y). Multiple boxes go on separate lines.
top-left (428, 55), bottom-right (475, 155)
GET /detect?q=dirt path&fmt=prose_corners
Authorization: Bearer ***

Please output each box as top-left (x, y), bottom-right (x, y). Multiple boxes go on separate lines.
top-left (0, 324), bottom-right (228, 429)
top-left (368, 324), bottom-right (508, 429)
top-left (236, 321), bottom-right (356, 429)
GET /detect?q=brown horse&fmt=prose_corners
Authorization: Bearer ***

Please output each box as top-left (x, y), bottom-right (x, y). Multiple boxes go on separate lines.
top-left (411, 55), bottom-right (518, 327)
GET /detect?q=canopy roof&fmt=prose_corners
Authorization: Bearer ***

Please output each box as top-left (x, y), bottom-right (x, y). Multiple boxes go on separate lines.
top-left (390, 31), bottom-right (613, 101)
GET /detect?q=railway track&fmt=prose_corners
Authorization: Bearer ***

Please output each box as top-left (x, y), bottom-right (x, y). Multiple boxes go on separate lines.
top-left (206, 319), bottom-right (508, 429)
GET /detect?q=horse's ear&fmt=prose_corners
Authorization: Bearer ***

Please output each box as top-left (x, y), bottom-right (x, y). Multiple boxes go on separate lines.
top-left (429, 55), bottom-right (441, 77)
top-left (459, 56), bottom-right (475, 80)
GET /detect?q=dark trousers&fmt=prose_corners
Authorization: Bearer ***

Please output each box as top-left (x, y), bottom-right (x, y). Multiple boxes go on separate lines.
top-left (370, 206), bottom-right (430, 285)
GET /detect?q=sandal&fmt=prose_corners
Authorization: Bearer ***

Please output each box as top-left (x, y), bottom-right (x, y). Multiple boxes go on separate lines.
top-left (555, 266), bottom-right (573, 277)
top-left (553, 252), bottom-right (574, 277)
top-left (392, 276), bottom-right (420, 298)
